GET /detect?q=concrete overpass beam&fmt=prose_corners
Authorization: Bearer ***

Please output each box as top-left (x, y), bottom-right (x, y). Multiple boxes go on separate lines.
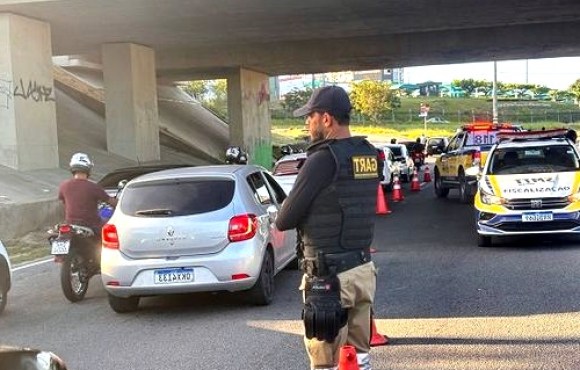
top-left (227, 68), bottom-right (271, 168)
top-left (102, 43), bottom-right (160, 162)
top-left (0, 14), bottom-right (58, 170)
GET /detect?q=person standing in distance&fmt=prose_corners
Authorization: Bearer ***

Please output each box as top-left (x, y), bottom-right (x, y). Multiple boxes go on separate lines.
top-left (276, 86), bottom-right (379, 370)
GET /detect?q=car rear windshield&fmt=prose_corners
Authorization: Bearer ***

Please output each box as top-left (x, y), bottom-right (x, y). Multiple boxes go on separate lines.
top-left (387, 146), bottom-right (403, 157)
top-left (121, 179), bottom-right (235, 217)
top-left (488, 145), bottom-right (579, 175)
top-left (273, 159), bottom-right (305, 175)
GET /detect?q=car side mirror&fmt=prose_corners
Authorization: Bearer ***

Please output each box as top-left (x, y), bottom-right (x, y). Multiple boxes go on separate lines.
top-left (0, 348), bottom-right (68, 370)
top-left (117, 179), bottom-right (128, 190)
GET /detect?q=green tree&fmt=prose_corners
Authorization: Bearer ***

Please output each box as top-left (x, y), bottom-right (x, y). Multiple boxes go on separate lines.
top-left (349, 80), bottom-right (397, 122)
top-left (281, 88), bottom-right (312, 114)
top-left (182, 79), bottom-right (228, 119)
top-left (183, 80), bottom-right (209, 101)
top-left (207, 79), bottom-right (228, 120)
top-left (570, 78), bottom-right (580, 106)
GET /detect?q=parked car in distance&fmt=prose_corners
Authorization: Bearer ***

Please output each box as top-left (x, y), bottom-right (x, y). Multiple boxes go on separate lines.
top-left (426, 137), bottom-right (450, 156)
top-left (0, 240), bottom-right (12, 314)
top-left (271, 153), bottom-right (307, 195)
top-left (426, 117), bottom-right (450, 124)
top-left (101, 165), bottom-right (297, 313)
top-left (376, 145), bottom-right (399, 190)
top-left (382, 144), bottom-right (415, 182)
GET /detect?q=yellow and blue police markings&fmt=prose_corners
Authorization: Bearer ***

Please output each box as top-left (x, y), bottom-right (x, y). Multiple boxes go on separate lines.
top-left (474, 171), bottom-right (580, 235)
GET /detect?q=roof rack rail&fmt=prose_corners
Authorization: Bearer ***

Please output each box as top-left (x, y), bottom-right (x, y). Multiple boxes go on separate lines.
top-left (496, 128), bottom-right (569, 143)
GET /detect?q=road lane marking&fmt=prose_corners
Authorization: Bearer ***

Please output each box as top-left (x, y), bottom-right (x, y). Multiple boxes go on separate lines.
top-left (13, 258), bottom-right (52, 272)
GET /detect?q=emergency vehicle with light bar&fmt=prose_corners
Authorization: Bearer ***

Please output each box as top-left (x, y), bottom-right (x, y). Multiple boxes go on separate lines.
top-left (434, 122), bottom-right (522, 203)
top-left (473, 129), bottom-right (580, 247)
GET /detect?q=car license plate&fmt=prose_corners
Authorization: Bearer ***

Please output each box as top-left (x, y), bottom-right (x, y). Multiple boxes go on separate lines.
top-left (522, 212), bottom-right (553, 222)
top-left (50, 240), bottom-right (70, 255)
top-left (154, 268), bottom-right (194, 285)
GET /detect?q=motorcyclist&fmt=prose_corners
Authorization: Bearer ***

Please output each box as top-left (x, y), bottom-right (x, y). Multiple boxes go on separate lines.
top-left (225, 146), bottom-right (248, 164)
top-left (58, 153), bottom-right (117, 236)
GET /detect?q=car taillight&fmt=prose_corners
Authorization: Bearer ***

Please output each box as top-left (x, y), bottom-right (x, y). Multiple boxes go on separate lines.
top-left (472, 151), bottom-right (481, 166)
top-left (377, 150), bottom-right (385, 161)
top-left (102, 224), bottom-right (119, 249)
top-left (228, 214), bottom-right (258, 242)
top-left (58, 224), bottom-right (71, 234)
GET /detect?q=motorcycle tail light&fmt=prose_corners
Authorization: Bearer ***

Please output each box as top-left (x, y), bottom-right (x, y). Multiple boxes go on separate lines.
top-left (102, 224), bottom-right (120, 249)
top-left (58, 224), bottom-right (72, 234)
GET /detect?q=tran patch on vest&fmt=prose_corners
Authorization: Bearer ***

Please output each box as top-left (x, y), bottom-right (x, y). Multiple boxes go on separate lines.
top-left (352, 156), bottom-right (378, 179)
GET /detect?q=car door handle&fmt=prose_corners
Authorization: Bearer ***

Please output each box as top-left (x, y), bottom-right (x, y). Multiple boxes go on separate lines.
top-left (266, 205), bottom-right (278, 223)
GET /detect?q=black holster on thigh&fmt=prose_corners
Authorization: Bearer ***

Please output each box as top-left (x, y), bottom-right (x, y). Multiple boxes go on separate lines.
top-left (302, 273), bottom-right (348, 343)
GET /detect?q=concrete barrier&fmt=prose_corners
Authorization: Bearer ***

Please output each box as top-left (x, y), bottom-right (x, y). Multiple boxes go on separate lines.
top-left (0, 199), bottom-right (63, 240)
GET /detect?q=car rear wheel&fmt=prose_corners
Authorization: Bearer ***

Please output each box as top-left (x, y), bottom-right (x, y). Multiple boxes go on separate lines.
top-left (477, 234), bottom-right (492, 248)
top-left (108, 293), bottom-right (140, 313)
top-left (434, 168), bottom-right (449, 198)
top-left (248, 249), bottom-right (274, 306)
top-left (458, 170), bottom-right (473, 204)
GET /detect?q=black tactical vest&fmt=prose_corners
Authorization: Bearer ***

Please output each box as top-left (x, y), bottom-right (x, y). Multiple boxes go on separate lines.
top-left (300, 137), bottom-right (379, 259)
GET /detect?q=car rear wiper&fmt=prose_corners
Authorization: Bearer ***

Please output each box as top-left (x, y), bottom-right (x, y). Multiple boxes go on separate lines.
top-left (135, 209), bottom-right (174, 216)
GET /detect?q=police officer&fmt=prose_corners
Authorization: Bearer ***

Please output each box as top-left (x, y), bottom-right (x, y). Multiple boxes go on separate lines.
top-left (276, 86), bottom-right (378, 370)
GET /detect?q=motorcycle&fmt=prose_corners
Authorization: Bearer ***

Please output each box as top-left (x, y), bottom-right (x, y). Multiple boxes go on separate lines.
top-left (48, 224), bottom-right (101, 302)
top-left (411, 150), bottom-right (425, 168)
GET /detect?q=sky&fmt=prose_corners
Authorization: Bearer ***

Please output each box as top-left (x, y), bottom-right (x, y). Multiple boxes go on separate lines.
top-left (403, 57), bottom-right (580, 90)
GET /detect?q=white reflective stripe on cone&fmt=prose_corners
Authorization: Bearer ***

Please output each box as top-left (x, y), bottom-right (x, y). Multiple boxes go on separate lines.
top-left (357, 353), bottom-right (372, 370)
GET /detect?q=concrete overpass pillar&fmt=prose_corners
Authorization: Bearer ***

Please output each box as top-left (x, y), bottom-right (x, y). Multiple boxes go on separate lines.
top-left (102, 43), bottom-right (160, 162)
top-left (0, 14), bottom-right (58, 170)
top-left (227, 68), bottom-right (272, 168)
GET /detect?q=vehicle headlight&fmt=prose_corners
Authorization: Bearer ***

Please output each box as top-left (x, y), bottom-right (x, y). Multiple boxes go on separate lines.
top-left (568, 190), bottom-right (580, 203)
top-left (480, 190), bottom-right (505, 205)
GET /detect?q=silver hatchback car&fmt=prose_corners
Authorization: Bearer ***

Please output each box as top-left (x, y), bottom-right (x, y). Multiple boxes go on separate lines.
top-left (101, 165), bottom-right (297, 313)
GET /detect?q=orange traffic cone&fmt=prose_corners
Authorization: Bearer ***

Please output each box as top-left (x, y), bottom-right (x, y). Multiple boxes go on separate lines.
top-left (370, 312), bottom-right (389, 347)
top-left (423, 165), bottom-right (432, 182)
top-left (338, 345), bottom-right (359, 370)
top-left (376, 184), bottom-right (391, 215)
top-left (410, 168), bottom-right (421, 192)
top-left (391, 175), bottom-right (404, 202)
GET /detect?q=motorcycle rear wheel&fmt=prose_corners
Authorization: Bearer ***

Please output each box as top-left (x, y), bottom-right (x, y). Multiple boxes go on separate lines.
top-left (60, 252), bottom-right (90, 302)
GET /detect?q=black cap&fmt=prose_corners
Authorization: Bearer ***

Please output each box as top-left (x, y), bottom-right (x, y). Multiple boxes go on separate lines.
top-left (293, 86), bottom-right (352, 118)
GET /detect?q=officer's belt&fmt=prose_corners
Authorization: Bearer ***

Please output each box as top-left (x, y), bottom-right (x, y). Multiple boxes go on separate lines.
top-left (303, 249), bottom-right (371, 276)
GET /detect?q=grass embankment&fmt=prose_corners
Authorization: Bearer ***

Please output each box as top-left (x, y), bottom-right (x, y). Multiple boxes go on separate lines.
top-left (4, 230), bottom-right (51, 265)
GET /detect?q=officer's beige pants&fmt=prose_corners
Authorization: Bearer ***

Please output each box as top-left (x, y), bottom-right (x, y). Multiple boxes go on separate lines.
top-left (300, 261), bottom-right (377, 369)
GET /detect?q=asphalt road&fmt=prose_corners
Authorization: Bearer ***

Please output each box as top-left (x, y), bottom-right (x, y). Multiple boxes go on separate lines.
top-left (1, 174), bottom-right (579, 370)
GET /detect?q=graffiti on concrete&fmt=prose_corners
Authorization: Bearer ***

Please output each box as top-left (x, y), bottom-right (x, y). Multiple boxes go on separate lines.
top-left (13, 78), bottom-right (55, 102)
top-left (0, 78), bottom-right (12, 109)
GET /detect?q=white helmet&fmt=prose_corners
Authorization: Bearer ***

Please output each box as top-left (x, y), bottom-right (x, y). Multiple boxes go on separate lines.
top-left (225, 146), bottom-right (248, 165)
top-left (69, 152), bottom-right (94, 174)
